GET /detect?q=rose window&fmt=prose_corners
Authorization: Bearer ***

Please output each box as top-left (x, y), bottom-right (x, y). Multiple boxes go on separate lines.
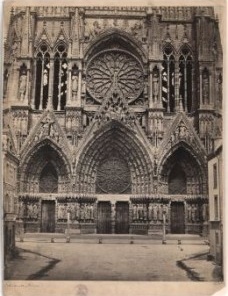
top-left (86, 50), bottom-right (144, 103)
top-left (96, 155), bottom-right (131, 194)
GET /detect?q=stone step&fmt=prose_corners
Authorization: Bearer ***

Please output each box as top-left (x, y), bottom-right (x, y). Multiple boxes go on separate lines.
top-left (18, 232), bottom-right (206, 243)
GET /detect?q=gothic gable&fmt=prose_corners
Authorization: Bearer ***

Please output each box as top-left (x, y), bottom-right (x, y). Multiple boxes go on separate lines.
top-left (20, 110), bottom-right (71, 159)
top-left (157, 112), bottom-right (206, 163)
top-left (35, 27), bottom-right (52, 47)
top-left (55, 27), bottom-right (69, 44)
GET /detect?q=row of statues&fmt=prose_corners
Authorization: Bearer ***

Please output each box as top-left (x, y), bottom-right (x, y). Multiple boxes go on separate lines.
top-left (18, 200), bottom-right (208, 223)
top-left (132, 203), bottom-right (208, 223)
top-left (57, 203), bottom-right (94, 221)
top-left (132, 203), bottom-right (168, 222)
top-left (18, 202), bottom-right (39, 219)
top-left (84, 20), bottom-right (146, 42)
top-left (187, 203), bottom-right (208, 222)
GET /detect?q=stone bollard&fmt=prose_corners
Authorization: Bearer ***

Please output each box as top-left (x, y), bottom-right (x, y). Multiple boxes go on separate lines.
top-left (98, 238), bottom-right (102, 244)
top-left (66, 236), bottom-right (70, 243)
top-left (130, 237), bottom-right (134, 244)
top-left (178, 239), bottom-right (181, 245)
top-left (51, 237), bottom-right (55, 243)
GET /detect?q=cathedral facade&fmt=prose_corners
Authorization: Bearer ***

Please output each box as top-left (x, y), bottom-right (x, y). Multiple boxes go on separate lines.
top-left (3, 6), bottom-right (222, 238)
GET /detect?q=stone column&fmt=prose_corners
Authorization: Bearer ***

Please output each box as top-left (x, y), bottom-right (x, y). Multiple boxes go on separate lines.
top-left (67, 63), bottom-right (72, 106)
top-left (47, 58), bottom-right (54, 110)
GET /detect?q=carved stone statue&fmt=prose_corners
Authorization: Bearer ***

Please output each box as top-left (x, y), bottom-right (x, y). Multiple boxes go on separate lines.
top-left (187, 204), bottom-right (192, 222)
top-left (152, 69), bottom-right (159, 101)
top-left (131, 21), bottom-right (142, 38)
top-left (75, 203), bottom-right (80, 220)
top-left (152, 204), bottom-right (158, 221)
top-left (132, 204), bottom-right (137, 220)
top-left (202, 70), bottom-right (209, 104)
top-left (33, 203), bottom-right (39, 219)
top-left (72, 74), bottom-right (78, 100)
top-left (148, 204), bottom-right (153, 221)
top-left (19, 72), bottom-right (27, 101)
top-left (191, 204), bottom-right (196, 222)
top-left (138, 204), bottom-right (143, 220)
top-left (89, 204), bottom-right (94, 220)
top-left (158, 204), bottom-right (163, 221)
top-left (80, 204), bottom-right (85, 220)
top-left (58, 203), bottom-right (67, 220)
top-left (84, 21), bottom-right (91, 41)
top-left (111, 203), bottom-right (116, 220)
top-left (93, 21), bottom-right (102, 36)
top-left (143, 204), bottom-right (148, 220)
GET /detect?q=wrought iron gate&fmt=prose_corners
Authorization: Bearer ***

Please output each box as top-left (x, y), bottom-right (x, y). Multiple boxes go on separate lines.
top-left (41, 200), bottom-right (55, 233)
top-left (115, 202), bottom-right (129, 234)
top-left (97, 202), bottom-right (112, 234)
top-left (170, 202), bottom-right (185, 234)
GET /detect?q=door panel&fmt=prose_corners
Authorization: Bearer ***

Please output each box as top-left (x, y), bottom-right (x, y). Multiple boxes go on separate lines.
top-left (171, 202), bottom-right (185, 234)
top-left (41, 201), bottom-right (55, 233)
top-left (97, 202), bottom-right (112, 234)
top-left (115, 202), bottom-right (129, 234)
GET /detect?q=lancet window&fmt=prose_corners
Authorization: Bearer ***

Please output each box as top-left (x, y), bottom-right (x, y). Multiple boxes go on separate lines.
top-left (162, 45), bottom-right (175, 112)
top-left (34, 44), bottom-right (50, 110)
top-left (162, 44), bottom-right (193, 113)
top-left (53, 44), bottom-right (68, 111)
top-left (179, 46), bottom-right (193, 113)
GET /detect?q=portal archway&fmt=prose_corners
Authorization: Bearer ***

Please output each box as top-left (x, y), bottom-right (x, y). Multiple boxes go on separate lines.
top-left (159, 145), bottom-right (206, 195)
top-left (19, 139), bottom-right (71, 193)
top-left (76, 121), bottom-right (153, 194)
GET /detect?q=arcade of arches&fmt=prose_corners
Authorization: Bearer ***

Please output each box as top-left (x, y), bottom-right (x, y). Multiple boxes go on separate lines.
top-left (18, 124), bottom-right (208, 235)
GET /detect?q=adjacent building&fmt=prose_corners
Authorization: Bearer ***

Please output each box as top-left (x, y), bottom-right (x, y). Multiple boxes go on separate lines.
top-left (3, 6), bottom-right (222, 237)
top-left (208, 143), bottom-right (223, 266)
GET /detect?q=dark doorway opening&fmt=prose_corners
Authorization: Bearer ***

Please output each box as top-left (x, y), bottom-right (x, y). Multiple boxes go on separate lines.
top-left (97, 202), bottom-right (112, 234)
top-left (168, 164), bottom-right (187, 194)
top-left (171, 202), bottom-right (185, 234)
top-left (115, 202), bottom-right (129, 234)
top-left (41, 200), bottom-right (55, 233)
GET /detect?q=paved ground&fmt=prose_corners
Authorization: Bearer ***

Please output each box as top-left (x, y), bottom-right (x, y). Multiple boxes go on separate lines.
top-left (4, 238), bottom-right (223, 281)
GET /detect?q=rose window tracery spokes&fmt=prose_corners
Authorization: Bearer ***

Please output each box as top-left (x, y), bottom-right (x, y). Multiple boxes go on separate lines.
top-left (96, 154), bottom-right (131, 194)
top-left (86, 50), bottom-right (144, 103)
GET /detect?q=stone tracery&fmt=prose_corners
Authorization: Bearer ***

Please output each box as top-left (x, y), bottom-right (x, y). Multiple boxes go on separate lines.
top-left (86, 50), bottom-right (144, 104)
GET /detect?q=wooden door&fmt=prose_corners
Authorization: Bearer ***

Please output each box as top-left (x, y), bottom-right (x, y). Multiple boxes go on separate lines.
top-left (41, 201), bottom-right (55, 233)
top-left (171, 202), bottom-right (185, 234)
top-left (115, 202), bottom-right (129, 234)
top-left (97, 202), bottom-right (112, 234)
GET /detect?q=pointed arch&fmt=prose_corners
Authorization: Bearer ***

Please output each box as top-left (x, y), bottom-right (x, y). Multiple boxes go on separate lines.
top-left (19, 138), bottom-right (71, 193)
top-left (34, 43), bottom-right (50, 110)
top-left (75, 120), bottom-right (153, 194)
top-left (158, 142), bottom-right (207, 195)
top-left (178, 44), bottom-right (193, 113)
top-left (84, 29), bottom-right (147, 64)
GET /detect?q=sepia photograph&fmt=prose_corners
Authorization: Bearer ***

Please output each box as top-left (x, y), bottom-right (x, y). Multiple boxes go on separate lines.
top-left (2, 1), bottom-right (226, 295)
